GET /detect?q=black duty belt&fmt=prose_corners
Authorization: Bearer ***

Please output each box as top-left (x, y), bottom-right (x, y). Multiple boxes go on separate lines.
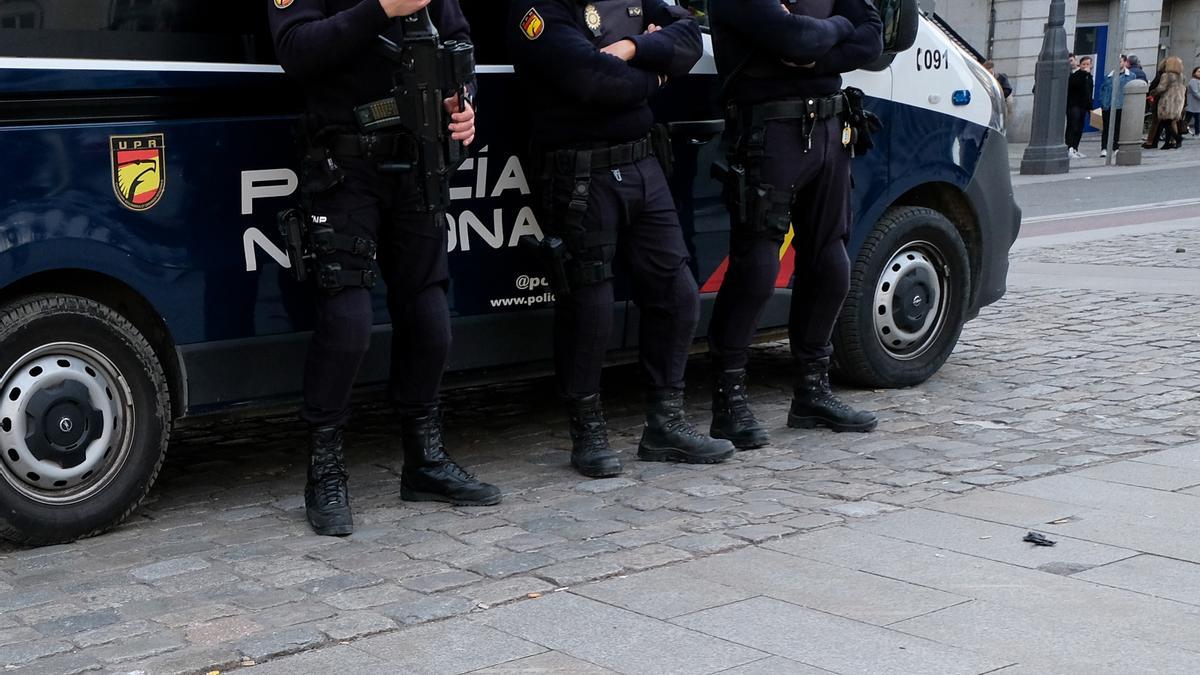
top-left (328, 133), bottom-right (413, 159)
top-left (745, 95), bottom-right (846, 125)
top-left (548, 135), bottom-right (653, 170)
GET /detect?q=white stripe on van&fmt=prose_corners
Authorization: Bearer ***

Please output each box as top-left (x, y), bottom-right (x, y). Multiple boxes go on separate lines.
top-left (0, 57), bottom-right (518, 76)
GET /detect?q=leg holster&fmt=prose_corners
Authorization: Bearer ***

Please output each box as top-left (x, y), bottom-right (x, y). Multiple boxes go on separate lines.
top-left (535, 146), bottom-right (625, 292)
top-left (278, 208), bottom-right (379, 291)
top-left (713, 105), bottom-right (794, 245)
top-left (278, 127), bottom-right (383, 292)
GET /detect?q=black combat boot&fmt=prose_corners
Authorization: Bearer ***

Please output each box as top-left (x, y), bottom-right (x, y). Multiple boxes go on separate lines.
top-left (399, 404), bottom-right (502, 506)
top-left (566, 395), bottom-right (623, 478)
top-left (638, 389), bottom-right (736, 464)
top-left (305, 426), bottom-right (354, 537)
top-left (788, 358), bottom-right (878, 433)
top-left (710, 369), bottom-right (770, 450)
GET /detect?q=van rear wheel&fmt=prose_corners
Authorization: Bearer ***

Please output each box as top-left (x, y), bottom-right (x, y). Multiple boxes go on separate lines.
top-left (834, 207), bottom-right (971, 388)
top-left (0, 295), bottom-right (169, 546)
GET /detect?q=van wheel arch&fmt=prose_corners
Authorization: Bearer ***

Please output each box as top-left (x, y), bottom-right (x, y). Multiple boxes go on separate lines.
top-left (0, 270), bottom-right (185, 419)
top-left (890, 182), bottom-right (982, 309)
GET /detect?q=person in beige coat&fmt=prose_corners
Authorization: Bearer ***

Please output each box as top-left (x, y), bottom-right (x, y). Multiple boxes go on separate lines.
top-left (1153, 56), bottom-right (1188, 149)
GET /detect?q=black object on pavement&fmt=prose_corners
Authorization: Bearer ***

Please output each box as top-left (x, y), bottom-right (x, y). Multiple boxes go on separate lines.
top-left (1024, 532), bottom-right (1058, 547)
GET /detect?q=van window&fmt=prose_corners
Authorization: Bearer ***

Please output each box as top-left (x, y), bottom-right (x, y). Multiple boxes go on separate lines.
top-left (0, 0), bottom-right (273, 64)
top-left (677, 0), bottom-right (708, 28)
top-left (461, 0), bottom-right (508, 65)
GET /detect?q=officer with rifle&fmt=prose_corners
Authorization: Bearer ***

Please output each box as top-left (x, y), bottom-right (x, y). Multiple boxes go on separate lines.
top-left (706, 0), bottom-right (884, 449)
top-left (509, 0), bottom-right (736, 478)
top-left (269, 0), bottom-right (500, 537)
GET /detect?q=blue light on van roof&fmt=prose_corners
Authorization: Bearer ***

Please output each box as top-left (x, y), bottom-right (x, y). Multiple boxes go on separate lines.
top-left (952, 90), bottom-right (972, 106)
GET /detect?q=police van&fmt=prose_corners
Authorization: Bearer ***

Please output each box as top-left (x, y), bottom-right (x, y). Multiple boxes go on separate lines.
top-left (0, 0), bottom-right (1018, 544)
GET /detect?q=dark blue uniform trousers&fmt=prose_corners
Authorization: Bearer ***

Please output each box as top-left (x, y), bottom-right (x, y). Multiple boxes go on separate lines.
top-left (555, 156), bottom-right (700, 398)
top-left (302, 156), bottom-right (451, 428)
top-left (709, 116), bottom-right (853, 371)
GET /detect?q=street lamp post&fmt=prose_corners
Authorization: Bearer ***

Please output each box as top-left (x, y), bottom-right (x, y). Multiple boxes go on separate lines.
top-left (1020, 0), bottom-right (1071, 175)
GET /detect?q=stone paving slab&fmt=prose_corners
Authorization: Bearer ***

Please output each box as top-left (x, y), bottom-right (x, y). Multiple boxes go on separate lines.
top-left (767, 526), bottom-right (1200, 650)
top-left (891, 599), bottom-right (1200, 675)
top-left (673, 596), bottom-right (1011, 675)
top-left (468, 651), bottom-right (618, 674)
top-left (1001, 474), bottom-right (1200, 518)
top-left (572, 566), bottom-right (751, 620)
top-left (676, 546), bottom-right (967, 626)
top-left (1070, 459), bottom-right (1200, 491)
top-left (849, 508), bottom-right (1138, 571)
top-left (351, 619), bottom-right (545, 675)
top-left (473, 593), bottom-right (767, 674)
top-left (717, 656), bottom-right (836, 675)
top-left (1072, 554), bottom-right (1200, 607)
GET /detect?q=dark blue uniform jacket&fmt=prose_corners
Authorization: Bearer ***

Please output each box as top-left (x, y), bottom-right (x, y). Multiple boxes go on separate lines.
top-left (710, 0), bottom-right (883, 105)
top-left (507, 0), bottom-right (702, 147)
top-left (268, 0), bottom-right (471, 125)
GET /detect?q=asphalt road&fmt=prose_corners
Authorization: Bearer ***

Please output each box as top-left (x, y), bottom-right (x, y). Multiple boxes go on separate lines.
top-left (1012, 134), bottom-right (1200, 222)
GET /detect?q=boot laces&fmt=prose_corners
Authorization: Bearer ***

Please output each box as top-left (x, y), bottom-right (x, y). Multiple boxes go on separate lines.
top-left (439, 456), bottom-right (479, 483)
top-left (663, 411), bottom-right (704, 439)
top-left (313, 460), bottom-right (348, 507)
top-left (723, 383), bottom-right (760, 427)
top-left (422, 428), bottom-right (480, 483)
top-left (813, 374), bottom-right (855, 414)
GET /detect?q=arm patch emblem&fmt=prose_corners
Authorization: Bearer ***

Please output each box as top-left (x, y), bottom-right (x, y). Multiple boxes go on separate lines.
top-left (521, 8), bottom-right (545, 40)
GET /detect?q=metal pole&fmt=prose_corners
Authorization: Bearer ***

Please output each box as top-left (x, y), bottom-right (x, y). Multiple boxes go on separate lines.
top-left (1019, 0), bottom-right (1071, 175)
top-left (1105, 0), bottom-right (1129, 166)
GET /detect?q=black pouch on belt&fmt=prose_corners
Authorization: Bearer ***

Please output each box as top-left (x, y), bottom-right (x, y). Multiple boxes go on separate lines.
top-left (649, 124), bottom-right (675, 179)
top-left (843, 87), bottom-right (883, 157)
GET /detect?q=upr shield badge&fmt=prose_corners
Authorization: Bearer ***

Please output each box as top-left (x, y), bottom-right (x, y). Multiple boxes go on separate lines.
top-left (110, 133), bottom-right (165, 211)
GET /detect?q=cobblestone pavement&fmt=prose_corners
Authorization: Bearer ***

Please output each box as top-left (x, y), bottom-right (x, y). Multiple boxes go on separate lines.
top-left (0, 227), bottom-right (1197, 674)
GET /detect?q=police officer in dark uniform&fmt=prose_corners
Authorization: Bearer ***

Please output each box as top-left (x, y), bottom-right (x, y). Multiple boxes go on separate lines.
top-left (706, 0), bottom-right (883, 448)
top-left (269, 0), bottom-right (501, 537)
top-left (508, 0), bottom-right (735, 478)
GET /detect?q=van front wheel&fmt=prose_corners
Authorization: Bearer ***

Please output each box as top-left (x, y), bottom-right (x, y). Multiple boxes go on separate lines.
top-left (834, 207), bottom-right (971, 388)
top-left (0, 295), bottom-right (170, 546)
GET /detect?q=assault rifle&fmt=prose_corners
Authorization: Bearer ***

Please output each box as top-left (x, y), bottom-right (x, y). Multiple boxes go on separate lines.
top-left (359, 8), bottom-right (475, 211)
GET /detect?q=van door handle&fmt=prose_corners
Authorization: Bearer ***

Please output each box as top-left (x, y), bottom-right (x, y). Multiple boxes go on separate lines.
top-left (668, 119), bottom-right (725, 145)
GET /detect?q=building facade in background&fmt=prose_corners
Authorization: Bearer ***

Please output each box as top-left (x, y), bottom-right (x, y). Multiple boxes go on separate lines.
top-left (923, 0), bottom-right (1200, 141)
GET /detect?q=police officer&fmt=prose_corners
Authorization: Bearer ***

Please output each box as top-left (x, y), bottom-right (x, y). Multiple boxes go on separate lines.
top-left (707, 0), bottom-right (883, 448)
top-left (269, 0), bottom-right (501, 537)
top-left (508, 0), bottom-right (735, 477)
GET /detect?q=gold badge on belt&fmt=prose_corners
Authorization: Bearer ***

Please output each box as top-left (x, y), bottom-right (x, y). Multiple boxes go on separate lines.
top-left (584, 4), bottom-right (603, 36)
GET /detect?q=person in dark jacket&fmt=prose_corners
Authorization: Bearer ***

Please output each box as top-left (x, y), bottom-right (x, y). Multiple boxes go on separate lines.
top-left (268, 0), bottom-right (502, 537)
top-left (705, 0), bottom-right (883, 448)
top-left (1066, 55), bottom-right (1094, 158)
top-left (508, 0), bottom-right (736, 477)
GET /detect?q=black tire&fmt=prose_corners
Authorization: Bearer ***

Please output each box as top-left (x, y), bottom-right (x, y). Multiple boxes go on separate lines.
top-left (834, 206), bottom-right (971, 388)
top-left (0, 294), bottom-right (170, 546)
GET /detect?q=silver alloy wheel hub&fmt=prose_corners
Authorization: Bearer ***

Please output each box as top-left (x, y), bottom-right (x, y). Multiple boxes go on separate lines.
top-left (0, 343), bottom-right (134, 504)
top-left (873, 242), bottom-right (950, 361)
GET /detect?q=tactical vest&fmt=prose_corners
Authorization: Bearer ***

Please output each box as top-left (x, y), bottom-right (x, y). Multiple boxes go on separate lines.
top-left (576, 0), bottom-right (647, 48)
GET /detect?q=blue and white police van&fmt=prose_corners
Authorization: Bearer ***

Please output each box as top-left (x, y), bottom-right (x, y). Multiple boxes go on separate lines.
top-left (0, 0), bottom-right (1018, 544)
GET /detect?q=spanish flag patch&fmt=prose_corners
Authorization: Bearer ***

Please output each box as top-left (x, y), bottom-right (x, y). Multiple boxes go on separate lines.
top-left (521, 8), bottom-right (545, 41)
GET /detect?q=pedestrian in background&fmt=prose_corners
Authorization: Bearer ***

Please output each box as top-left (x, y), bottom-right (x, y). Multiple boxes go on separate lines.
top-left (985, 60), bottom-right (1014, 121)
top-left (1128, 54), bottom-right (1148, 82)
top-left (1143, 59), bottom-right (1169, 149)
top-left (1152, 56), bottom-right (1187, 149)
top-left (1066, 55), bottom-right (1093, 158)
top-left (1187, 67), bottom-right (1200, 136)
top-left (1099, 56), bottom-right (1135, 157)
